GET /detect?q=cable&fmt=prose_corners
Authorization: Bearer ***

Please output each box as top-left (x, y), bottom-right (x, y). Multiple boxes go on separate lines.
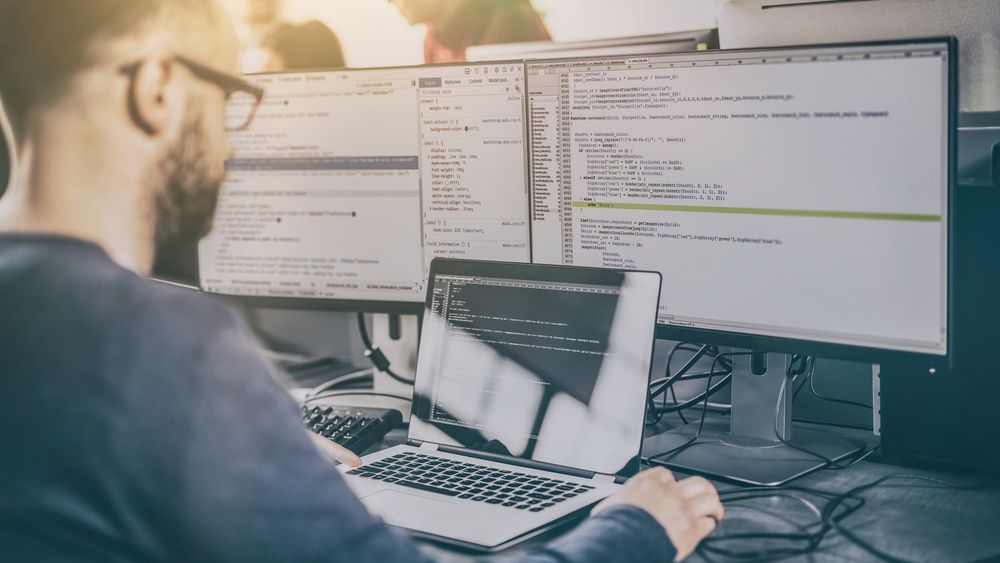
top-left (651, 343), bottom-right (733, 399)
top-left (669, 386), bottom-right (689, 424)
top-left (644, 352), bottom-right (753, 463)
top-left (772, 357), bottom-right (873, 471)
top-left (820, 475), bottom-right (998, 563)
top-left (698, 476), bottom-right (998, 562)
top-left (304, 390), bottom-right (412, 405)
top-left (356, 312), bottom-right (415, 385)
top-left (303, 368), bottom-right (374, 402)
top-left (807, 358), bottom-right (873, 410)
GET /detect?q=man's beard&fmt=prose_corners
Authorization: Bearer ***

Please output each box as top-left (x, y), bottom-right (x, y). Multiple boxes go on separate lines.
top-left (150, 107), bottom-right (226, 279)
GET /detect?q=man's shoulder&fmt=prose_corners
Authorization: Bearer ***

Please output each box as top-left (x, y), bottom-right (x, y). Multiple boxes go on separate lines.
top-left (0, 234), bottom-right (244, 355)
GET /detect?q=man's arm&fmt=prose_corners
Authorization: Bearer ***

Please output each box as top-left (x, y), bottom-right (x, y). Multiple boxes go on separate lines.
top-left (167, 307), bottom-right (712, 562)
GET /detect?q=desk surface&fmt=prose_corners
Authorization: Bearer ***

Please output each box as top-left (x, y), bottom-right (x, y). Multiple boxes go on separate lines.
top-left (354, 412), bottom-right (1000, 563)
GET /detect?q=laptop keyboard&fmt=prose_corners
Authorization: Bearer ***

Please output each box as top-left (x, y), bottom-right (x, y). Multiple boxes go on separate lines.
top-left (346, 452), bottom-right (595, 512)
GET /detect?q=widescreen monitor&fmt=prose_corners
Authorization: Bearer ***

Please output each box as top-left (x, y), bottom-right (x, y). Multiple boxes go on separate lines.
top-left (526, 39), bottom-right (955, 370)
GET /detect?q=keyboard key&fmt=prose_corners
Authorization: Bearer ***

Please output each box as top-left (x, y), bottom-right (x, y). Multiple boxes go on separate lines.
top-left (459, 494), bottom-right (473, 499)
top-left (530, 508), bottom-right (544, 512)
top-left (528, 492), bottom-right (552, 500)
top-left (485, 499), bottom-right (503, 504)
top-left (503, 502), bottom-right (518, 507)
top-left (472, 496), bottom-right (487, 502)
top-left (395, 480), bottom-right (459, 497)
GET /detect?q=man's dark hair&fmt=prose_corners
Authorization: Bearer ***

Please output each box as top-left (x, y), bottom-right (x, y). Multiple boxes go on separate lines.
top-left (0, 0), bottom-right (222, 139)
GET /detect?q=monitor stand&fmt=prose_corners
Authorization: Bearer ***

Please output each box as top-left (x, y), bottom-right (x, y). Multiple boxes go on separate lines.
top-left (643, 352), bottom-right (866, 486)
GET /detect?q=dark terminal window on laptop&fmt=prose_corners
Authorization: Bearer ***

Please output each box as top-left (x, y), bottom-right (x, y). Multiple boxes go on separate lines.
top-left (410, 270), bottom-right (658, 475)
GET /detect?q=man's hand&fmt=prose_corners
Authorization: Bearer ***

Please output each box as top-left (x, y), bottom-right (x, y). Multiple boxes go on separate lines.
top-left (307, 431), bottom-right (363, 467)
top-left (592, 467), bottom-right (723, 561)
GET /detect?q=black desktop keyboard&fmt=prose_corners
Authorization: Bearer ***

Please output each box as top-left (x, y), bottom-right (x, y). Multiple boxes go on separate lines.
top-left (346, 452), bottom-right (595, 512)
top-left (301, 405), bottom-right (403, 455)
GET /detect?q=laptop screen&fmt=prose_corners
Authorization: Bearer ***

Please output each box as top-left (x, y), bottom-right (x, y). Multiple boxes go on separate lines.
top-left (410, 260), bottom-right (661, 475)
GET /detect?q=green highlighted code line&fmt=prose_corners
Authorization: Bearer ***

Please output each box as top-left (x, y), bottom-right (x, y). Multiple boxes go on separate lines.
top-left (572, 201), bottom-right (942, 222)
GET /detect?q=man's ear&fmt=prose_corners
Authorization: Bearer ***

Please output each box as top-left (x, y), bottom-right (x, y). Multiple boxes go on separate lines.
top-left (127, 55), bottom-right (181, 136)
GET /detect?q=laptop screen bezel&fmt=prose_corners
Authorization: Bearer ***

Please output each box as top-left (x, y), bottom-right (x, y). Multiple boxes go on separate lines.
top-left (408, 258), bottom-right (662, 478)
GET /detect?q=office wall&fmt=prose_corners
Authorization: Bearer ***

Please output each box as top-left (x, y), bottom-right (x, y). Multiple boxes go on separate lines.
top-left (273, 0), bottom-right (722, 68)
top-left (534, 0), bottom-right (721, 42)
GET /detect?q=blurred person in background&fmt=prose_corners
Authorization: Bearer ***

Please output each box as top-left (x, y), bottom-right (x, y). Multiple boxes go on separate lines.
top-left (262, 19), bottom-right (347, 71)
top-left (239, 0), bottom-right (286, 41)
top-left (390, 0), bottom-right (551, 63)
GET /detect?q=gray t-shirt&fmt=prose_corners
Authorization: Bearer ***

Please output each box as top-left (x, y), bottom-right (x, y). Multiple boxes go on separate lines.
top-left (0, 234), bottom-right (676, 562)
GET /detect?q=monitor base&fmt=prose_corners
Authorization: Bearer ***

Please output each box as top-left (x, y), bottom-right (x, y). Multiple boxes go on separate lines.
top-left (643, 424), bottom-right (866, 486)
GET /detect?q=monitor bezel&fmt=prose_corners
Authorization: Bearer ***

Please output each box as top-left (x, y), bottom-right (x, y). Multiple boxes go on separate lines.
top-left (524, 37), bottom-right (957, 371)
top-left (196, 59), bottom-right (530, 315)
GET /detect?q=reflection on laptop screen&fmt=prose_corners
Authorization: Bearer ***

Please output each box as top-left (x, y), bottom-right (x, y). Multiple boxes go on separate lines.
top-left (410, 265), bottom-right (660, 475)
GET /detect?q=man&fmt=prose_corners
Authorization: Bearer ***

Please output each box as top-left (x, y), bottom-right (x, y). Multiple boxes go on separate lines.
top-left (0, 1), bottom-right (724, 561)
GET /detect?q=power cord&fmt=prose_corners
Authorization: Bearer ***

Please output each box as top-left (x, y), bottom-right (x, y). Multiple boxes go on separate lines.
top-left (806, 358), bottom-right (873, 410)
top-left (772, 355), bottom-right (873, 471)
top-left (303, 368), bottom-right (373, 403)
top-left (644, 352), bottom-right (755, 463)
top-left (304, 390), bottom-right (413, 406)
top-left (646, 345), bottom-right (736, 426)
top-left (698, 475), bottom-right (998, 562)
top-left (356, 312), bottom-right (415, 385)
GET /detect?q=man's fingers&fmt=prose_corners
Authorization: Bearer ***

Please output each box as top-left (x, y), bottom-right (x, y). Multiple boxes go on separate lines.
top-left (677, 476), bottom-right (715, 499)
top-left (307, 431), bottom-right (363, 467)
top-left (693, 514), bottom-right (719, 539)
top-left (687, 492), bottom-right (725, 523)
top-left (648, 466), bottom-right (676, 483)
top-left (327, 442), bottom-right (364, 467)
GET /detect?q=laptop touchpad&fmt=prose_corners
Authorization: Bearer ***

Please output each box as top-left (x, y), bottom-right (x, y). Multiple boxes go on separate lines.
top-left (362, 490), bottom-right (456, 526)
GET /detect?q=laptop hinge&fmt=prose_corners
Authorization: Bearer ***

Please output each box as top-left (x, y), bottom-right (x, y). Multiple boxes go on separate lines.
top-left (592, 473), bottom-right (616, 484)
top-left (419, 442), bottom-right (439, 452)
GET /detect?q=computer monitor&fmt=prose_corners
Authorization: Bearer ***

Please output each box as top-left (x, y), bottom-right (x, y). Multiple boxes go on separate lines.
top-left (196, 61), bottom-right (532, 314)
top-left (526, 38), bottom-right (955, 484)
top-left (466, 30), bottom-right (719, 62)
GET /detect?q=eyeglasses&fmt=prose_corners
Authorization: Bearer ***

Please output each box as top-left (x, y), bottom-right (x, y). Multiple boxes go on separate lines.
top-left (120, 55), bottom-right (265, 132)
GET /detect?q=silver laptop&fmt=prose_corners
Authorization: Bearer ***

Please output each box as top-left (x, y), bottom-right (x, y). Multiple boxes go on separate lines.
top-left (340, 258), bottom-right (662, 551)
